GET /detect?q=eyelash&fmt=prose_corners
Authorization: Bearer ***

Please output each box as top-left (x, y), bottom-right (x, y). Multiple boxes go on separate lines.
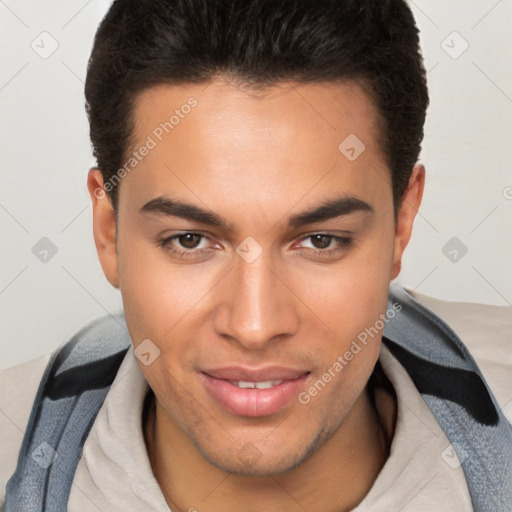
top-left (156, 232), bottom-right (354, 260)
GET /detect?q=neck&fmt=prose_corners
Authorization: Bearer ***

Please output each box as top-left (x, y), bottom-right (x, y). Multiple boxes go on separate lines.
top-left (144, 383), bottom-right (396, 512)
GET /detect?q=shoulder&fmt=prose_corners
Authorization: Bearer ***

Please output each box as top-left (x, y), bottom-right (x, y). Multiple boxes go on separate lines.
top-left (403, 286), bottom-right (512, 422)
top-left (0, 353), bottom-right (52, 498)
top-left (0, 311), bottom-right (130, 504)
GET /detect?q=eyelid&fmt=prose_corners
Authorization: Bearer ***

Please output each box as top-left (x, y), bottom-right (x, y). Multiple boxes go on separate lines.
top-left (157, 231), bottom-right (355, 264)
top-left (292, 233), bottom-right (354, 250)
top-left (159, 231), bottom-right (217, 250)
top-left (158, 230), bottom-right (353, 246)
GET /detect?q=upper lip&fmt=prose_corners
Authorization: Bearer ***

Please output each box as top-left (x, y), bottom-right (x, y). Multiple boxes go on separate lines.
top-left (203, 366), bottom-right (310, 382)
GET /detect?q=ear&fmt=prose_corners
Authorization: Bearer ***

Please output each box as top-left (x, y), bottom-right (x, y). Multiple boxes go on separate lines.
top-left (390, 164), bottom-right (425, 281)
top-left (87, 168), bottom-right (119, 288)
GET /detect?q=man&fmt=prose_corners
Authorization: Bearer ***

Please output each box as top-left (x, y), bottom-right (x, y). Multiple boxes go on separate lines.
top-left (1, 0), bottom-right (511, 510)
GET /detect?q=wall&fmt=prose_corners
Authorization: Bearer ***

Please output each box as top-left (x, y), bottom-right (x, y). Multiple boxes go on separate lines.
top-left (1, 0), bottom-right (511, 368)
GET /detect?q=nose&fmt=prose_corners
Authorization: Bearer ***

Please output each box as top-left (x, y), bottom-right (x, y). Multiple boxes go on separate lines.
top-left (213, 249), bottom-right (300, 350)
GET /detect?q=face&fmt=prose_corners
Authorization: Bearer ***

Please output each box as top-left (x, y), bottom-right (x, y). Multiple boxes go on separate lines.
top-left (88, 78), bottom-right (423, 476)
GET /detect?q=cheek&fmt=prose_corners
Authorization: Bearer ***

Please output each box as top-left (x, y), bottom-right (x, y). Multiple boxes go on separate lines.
top-left (116, 238), bottom-right (217, 400)
top-left (298, 233), bottom-right (393, 343)
top-left (294, 231), bottom-right (393, 404)
top-left (117, 235), bottom-right (217, 339)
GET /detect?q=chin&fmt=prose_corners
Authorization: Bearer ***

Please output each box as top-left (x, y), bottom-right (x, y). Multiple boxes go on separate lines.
top-left (204, 450), bottom-right (305, 477)
top-left (193, 422), bottom-right (335, 477)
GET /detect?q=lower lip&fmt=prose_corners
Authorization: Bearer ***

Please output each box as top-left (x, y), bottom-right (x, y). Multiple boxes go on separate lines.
top-left (201, 373), bottom-right (310, 417)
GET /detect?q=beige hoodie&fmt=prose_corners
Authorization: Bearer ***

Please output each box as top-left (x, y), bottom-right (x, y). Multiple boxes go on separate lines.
top-left (1, 287), bottom-right (511, 510)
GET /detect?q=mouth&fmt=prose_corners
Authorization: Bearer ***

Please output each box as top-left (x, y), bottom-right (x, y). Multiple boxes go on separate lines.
top-left (200, 367), bottom-right (311, 417)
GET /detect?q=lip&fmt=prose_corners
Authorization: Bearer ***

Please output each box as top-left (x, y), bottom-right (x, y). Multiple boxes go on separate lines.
top-left (201, 366), bottom-right (311, 417)
top-left (203, 366), bottom-right (309, 382)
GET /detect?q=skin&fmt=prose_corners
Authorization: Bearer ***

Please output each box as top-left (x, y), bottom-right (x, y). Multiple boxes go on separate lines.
top-left (87, 77), bottom-right (425, 511)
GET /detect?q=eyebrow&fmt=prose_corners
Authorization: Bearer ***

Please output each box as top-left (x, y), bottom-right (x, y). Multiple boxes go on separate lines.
top-left (140, 195), bottom-right (374, 231)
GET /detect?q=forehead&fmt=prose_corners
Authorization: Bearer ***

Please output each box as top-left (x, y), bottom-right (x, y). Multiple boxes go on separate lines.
top-left (132, 78), bottom-right (380, 147)
top-left (120, 78), bottom-right (389, 222)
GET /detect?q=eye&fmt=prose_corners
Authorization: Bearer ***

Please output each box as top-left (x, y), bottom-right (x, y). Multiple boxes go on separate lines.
top-left (157, 232), bottom-right (214, 259)
top-left (172, 233), bottom-right (205, 249)
top-left (156, 231), bottom-right (354, 261)
top-left (295, 234), bottom-right (354, 257)
top-left (303, 234), bottom-right (336, 249)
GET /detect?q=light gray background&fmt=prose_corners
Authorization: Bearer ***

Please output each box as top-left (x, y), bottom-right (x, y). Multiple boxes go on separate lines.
top-left (1, 0), bottom-right (511, 368)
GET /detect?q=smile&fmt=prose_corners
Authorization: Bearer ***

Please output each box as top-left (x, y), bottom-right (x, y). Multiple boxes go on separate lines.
top-left (201, 369), bottom-right (311, 417)
top-left (230, 380), bottom-right (284, 389)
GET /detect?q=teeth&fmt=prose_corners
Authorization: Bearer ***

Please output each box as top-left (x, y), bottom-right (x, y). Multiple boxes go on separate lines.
top-left (237, 381), bottom-right (256, 389)
top-left (233, 380), bottom-right (284, 389)
top-left (255, 380), bottom-right (283, 389)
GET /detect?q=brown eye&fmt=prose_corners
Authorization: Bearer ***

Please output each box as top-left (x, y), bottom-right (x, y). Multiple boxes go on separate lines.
top-left (156, 231), bottom-right (217, 261)
top-left (294, 234), bottom-right (354, 259)
top-left (177, 233), bottom-right (203, 249)
top-left (310, 234), bottom-right (332, 249)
